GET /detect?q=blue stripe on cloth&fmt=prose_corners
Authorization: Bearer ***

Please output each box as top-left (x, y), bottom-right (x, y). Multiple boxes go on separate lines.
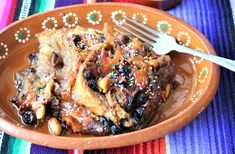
top-left (30, 144), bottom-right (68, 154)
top-left (167, 0), bottom-right (235, 153)
top-left (54, 0), bottom-right (83, 8)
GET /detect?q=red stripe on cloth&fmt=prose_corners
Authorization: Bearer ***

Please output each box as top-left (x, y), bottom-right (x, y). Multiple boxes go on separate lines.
top-left (0, 0), bottom-right (16, 29)
top-left (7, 0), bottom-right (17, 25)
top-left (78, 149), bottom-right (84, 154)
top-left (68, 150), bottom-right (74, 154)
top-left (94, 137), bottom-right (166, 154)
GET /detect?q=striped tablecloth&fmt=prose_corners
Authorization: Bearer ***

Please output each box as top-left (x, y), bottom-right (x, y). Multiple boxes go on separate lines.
top-left (0, 0), bottom-right (235, 153)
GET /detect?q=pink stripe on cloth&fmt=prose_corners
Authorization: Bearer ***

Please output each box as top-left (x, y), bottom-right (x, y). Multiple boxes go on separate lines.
top-left (0, 0), bottom-right (12, 30)
top-left (0, 0), bottom-right (7, 28)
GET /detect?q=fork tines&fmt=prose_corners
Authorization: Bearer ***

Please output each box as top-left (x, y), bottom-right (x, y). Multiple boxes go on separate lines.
top-left (116, 17), bottom-right (163, 45)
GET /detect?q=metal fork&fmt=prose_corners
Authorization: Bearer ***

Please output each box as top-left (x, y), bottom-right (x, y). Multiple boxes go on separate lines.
top-left (117, 17), bottom-right (235, 72)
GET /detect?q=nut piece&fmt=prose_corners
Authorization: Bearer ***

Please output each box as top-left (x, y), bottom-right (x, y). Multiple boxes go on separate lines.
top-left (97, 77), bottom-right (110, 93)
top-left (36, 105), bottom-right (46, 119)
top-left (165, 84), bottom-right (171, 98)
top-left (149, 59), bottom-right (159, 68)
top-left (48, 117), bottom-right (62, 136)
top-left (122, 120), bottom-right (134, 127)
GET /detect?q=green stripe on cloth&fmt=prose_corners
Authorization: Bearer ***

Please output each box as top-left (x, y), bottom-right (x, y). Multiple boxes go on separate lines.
top-left (7, 136), bottom-right (30, 154)
top-left (34, 0), bottom-right (55, 13)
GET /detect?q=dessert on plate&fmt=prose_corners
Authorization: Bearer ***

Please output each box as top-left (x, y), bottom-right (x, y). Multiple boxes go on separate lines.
top-left (11, 24), bottom-right (175, 136)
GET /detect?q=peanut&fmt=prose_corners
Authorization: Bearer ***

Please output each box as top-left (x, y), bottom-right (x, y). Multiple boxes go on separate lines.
top-left (165, 84), bottom-right (171, 98)
top-left (122, 120), bottom-right (134, 127)
top-left (48, 117), bottom-right (62, 136)
top-left (36, 105), bottom-right (46, 119)
top-left (97, 77), bottom-right (110, 93)
top-left (149, 59), bottom-right (159, 68)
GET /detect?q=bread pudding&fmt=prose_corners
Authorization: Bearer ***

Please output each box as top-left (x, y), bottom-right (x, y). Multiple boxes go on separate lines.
top-left (11, 24), bottom-right (175, 136)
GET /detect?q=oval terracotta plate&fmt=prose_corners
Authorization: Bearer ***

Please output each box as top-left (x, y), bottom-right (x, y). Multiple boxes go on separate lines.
top-left (0, 3), bottom-right (219, 149)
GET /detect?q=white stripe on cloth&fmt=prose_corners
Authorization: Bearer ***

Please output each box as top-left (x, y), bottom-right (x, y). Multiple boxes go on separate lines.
top-left (47, 0), bottom-right (56, 11)
top-left (230, 0), bottom-right (235, 25)
top-left (19, 0), bottom-right (31, 20)
top-left (26, 142), bottom-right (32, 154)
top-left (0, 131), bottom-right (4, 150)
top-left (165, 135), bottom-right (171, 154)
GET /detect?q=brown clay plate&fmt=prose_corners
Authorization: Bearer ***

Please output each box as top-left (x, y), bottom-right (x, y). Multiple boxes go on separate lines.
top-left (0, 3), bottom-right (219, 149)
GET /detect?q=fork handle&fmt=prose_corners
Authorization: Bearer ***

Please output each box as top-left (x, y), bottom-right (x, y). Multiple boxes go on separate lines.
top-left (175, 44), bottom-right (235, 72)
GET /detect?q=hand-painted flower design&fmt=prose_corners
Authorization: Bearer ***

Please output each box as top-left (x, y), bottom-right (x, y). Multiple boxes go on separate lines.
top-left (177, 31), bottom-right (191, 46)
top-left (198, 67), bottom-right (208, 83)
top-left (157, 21), bottom-right (172, 34)
top-left (111, 10), bottom-right (126, 25)
top-left (42, 17), bottom-right (58, 30)
top-left (191, 89), bottom-right (203, 102)
top-left (193, 47), bottom-right (204, 64)
top-left (14, 27), bottom-right (30, 43)
top-left (87, 10), bottom-right (102, 25)
top-left (62, 12), bottom-right (78, 28)
top-left (0, 43), bottom-right (8, 60)
top-left (132, 13), bottom-right (147, 24)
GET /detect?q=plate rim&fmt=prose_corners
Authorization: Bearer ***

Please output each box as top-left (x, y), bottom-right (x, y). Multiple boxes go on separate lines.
top-left (0, 2), bottom-right (220, 150)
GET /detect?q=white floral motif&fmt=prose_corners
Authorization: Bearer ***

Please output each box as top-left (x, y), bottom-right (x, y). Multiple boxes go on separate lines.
top-left (177, 31), bottom-right (191, 46)
top-left (132, 13), bottom-right (147, 24)
top-left (0, 43), bottom-right (8, 60)
top-left (198, 67), bottom-right (208, 83)
top-left (157, 21), bottom-right (172, 34)
top-left (111, 10), bottom-right (126, 25)
top-left (14, 27), bottom-right (30, 43)
top-left (193, 47), bottom-right (204, 64)
top-left (191, 89), bottom-right (203, 102)
top-left (42, 17), bottom-right (58, 30)
top-left (62, 12), bottom-right (78, 28)
top-left (87, 10), bottom-right (102, 25)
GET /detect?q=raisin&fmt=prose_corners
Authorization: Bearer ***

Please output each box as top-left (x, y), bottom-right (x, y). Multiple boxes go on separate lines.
top-left (51, 52), bottom-right (64, 69)
top-left (61, 121), bottom-right (67, 129)
top-left (16, 81), bottom-right (23, 93)
top-left (88, 80), bottom-right (99, 91)
top-left (26, 67), bottom-right (36, 73)
top-left (21, 110), bottom-right (36, 125)
top-left (142, 44), bottom-right (151, 53)
top-left (133, 107), bottom-right (144, 118)
top-left (84, 71), bottom-right (96, 80)
top-left (100, 116), bottom-right (112, 128)
top-left (130, 117), bottom-right (141, 125)
top-left (110, 46), bottom-right (116, 55)
top-left (136, 93), bottom-right (149, 106)
top-left (126, 96), bottom-right (134, 111)
top-left (111, 125), bottom-right (122, 134)
top-left (47, 98), bottom-right (61, 120)
top-left (10, 97), bottom-right (19, 108)
top-left (118, 61), bottom-right (131, 75)
top-left (80, 44), bottom-right (87, 50)
top-left (121, 35), bottom-right (130, 44)
top-left (28, 53), bottom-right (38, 62)
top-left (98, 36), bottom-right (105, 43)
top-left (73, 35), bottom-right (82, 46)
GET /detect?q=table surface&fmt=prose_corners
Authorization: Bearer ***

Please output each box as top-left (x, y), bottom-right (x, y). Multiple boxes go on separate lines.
top-left (0, 0), bottom-right (235, 153)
